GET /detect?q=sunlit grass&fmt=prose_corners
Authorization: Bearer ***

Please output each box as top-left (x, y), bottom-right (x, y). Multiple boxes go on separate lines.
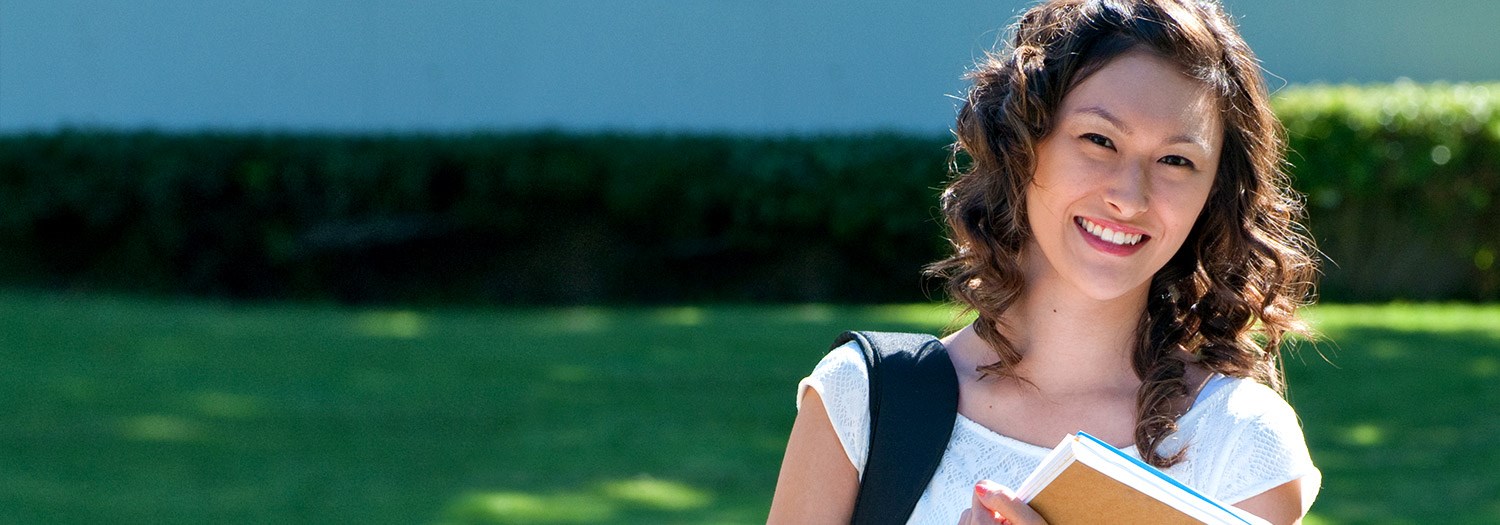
top-left (0, 291), bottom-right (1494, 523)
top-left (438, 478), bottom-right (709, 524)
top-left (1304, 302), bottom-right (1500, 333)
top-left (356, 310), bottom-right (429, 339)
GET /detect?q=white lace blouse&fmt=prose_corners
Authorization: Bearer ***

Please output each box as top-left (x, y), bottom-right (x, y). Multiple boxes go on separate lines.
top-left (796, 342), bottom-right (1321, 524)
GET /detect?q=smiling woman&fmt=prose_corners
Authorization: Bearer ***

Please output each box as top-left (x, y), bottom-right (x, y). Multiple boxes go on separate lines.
top-left (769, 1), bottom-right (1321, 524)
top-left (1026, 51), bottom-right (1223, 302)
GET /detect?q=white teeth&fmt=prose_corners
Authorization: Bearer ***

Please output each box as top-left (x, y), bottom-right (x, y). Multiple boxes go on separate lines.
top-left (1077, 218), bottom-right (1144, 246)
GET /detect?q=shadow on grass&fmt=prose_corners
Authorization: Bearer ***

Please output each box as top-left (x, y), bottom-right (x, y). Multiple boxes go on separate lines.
top-left (1287, 325), bottom-right (1500, 524)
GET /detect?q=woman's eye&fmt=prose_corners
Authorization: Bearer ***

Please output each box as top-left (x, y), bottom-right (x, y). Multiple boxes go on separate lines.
top-left (1160, 155), bottom-right (1195, 168)
top-left (1082, 133), bottom-right (1114, 150)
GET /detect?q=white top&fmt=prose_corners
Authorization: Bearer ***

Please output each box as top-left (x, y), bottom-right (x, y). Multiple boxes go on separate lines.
top-left (796, 342), bottom-right (1321, 525)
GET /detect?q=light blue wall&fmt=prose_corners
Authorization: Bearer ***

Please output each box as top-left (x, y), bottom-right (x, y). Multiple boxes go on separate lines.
top-left (2, 0), bottom-right (1496, 134)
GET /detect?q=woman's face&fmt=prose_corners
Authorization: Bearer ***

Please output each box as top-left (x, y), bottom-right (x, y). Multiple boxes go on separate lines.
top-left (1024, 50), bottom-right (1223, 302)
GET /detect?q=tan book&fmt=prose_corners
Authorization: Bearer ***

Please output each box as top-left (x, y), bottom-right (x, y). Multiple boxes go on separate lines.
top-left (1015, 432), bottom-right (1270, 525)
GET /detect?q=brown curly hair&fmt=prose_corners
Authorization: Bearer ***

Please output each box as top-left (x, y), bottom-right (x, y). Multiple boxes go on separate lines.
top-left (926, 0), bottom-right (1318, 467)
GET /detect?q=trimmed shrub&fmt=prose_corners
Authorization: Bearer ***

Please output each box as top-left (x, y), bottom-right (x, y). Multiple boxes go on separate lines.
top-left (0, 132), bottom-right (952, 303)
top-left (1279, 81), bottom-right (1500, 300)
top-left (0, 82), bottom-right (1494, 303)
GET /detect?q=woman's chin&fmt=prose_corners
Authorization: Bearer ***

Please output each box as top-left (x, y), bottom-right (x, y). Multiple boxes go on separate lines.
top-left (1067, 273), bottom-right (1155, 304)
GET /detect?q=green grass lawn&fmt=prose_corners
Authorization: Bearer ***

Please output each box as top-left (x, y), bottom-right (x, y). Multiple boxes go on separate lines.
top-left (0, 292), bottom-right (1495, 524)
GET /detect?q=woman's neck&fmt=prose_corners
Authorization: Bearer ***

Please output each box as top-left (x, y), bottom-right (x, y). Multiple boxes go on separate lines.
top-left (995, 283), bottom-right (1147, 393)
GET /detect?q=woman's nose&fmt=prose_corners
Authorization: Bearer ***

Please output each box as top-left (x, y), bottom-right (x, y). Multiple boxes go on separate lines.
top-left (1104, 161), bottom-right (1150, 217)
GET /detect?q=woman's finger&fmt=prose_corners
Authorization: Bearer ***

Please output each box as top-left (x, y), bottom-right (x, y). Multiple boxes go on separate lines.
top-left (960, 482), bottom-right (1008, 524)
top-left (959, 489), bottom-right (1005, 524)
top-left (972, 480), bottom-right (1047, 525)
top-left (959, 503), bottom-right (1004, 524)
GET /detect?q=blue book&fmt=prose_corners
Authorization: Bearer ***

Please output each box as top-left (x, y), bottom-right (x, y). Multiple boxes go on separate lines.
top-left (1013, 431), bottom-right (1268, 524)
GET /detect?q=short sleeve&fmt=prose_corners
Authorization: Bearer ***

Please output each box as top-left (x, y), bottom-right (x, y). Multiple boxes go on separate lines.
top-left (795, 341), bottom-right (871, 476)
top-left (1210, 383), bottom-right (1322, 514)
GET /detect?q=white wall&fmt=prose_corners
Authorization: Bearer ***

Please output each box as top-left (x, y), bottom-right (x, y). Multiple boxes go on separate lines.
top-left (2, 0), bottom-right (1496, 134)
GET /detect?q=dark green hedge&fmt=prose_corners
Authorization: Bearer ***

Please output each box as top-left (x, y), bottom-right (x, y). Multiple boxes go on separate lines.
top-left (1279, 82), bottom-right (1500, 300)
top-left (0, 82), bottom-right (1495, 303)
top-left (0, 132), bottom-right (951, 303)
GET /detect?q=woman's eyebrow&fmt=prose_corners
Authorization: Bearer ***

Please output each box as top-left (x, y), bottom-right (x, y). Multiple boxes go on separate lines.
top-left (1072, 104), bottom-right (1211, 153)
top-left (1073, 105), bottom-right (1129, 133)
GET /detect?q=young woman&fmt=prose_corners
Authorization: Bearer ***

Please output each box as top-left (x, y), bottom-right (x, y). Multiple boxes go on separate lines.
top-left (768, 0), bottom-right (1321, 523)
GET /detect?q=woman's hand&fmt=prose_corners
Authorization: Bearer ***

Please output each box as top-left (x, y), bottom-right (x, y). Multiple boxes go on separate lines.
top-left (957, 480), bottom-right (1048, 525)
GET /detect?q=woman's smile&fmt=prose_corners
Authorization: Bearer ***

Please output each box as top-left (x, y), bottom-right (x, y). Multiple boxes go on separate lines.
top-left (1074, 216), bottom-right (1149, 256)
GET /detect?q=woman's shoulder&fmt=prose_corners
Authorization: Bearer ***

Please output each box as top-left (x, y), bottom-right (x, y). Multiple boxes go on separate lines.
top-left (1193, 374), bottom-right (1303, 426)
top-left (795, 341), bottom-right (872, 473)
top-left (1183, 374), bottom-right (1308, 447)
top-left (797, 341), bottom-right (866, 403)
top-left (1182, 374), bottom-right (1320, 508)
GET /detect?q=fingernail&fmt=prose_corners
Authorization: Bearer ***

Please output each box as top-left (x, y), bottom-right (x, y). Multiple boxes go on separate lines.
top-left (975, 480), bottom-right (1000, 495)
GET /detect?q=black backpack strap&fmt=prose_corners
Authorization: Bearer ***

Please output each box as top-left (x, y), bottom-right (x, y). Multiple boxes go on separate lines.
top-left (832, 330), bottom-right (959, 525)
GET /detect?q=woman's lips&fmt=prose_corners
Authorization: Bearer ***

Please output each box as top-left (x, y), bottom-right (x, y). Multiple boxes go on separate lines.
top-left (1075, 216), bottom-right (1150, 256)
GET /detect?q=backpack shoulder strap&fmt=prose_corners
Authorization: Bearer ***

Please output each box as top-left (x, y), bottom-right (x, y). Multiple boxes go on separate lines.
top-left (832, 330), bottom-right (959, 525)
